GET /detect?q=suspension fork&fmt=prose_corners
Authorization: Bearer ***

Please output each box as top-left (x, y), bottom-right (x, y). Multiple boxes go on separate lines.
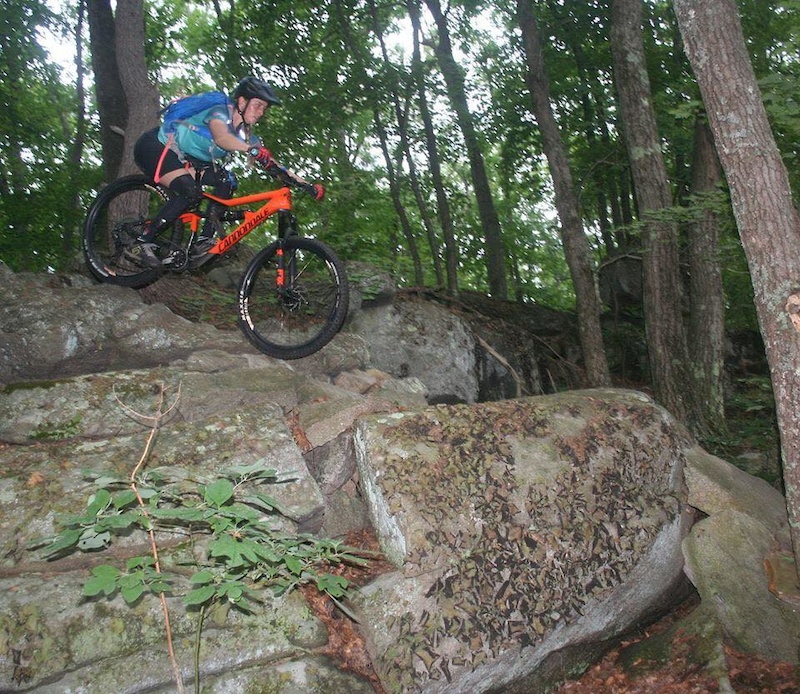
top-left (276, 210), bottom-right (300, 290)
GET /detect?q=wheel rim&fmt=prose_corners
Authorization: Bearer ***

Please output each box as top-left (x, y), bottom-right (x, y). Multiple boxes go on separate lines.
top-left (241, 241), bottom-right (346, 356)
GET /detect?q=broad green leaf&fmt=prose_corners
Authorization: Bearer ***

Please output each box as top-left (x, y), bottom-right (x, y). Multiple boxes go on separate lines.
top-left (184, 584), bottom-right (217, 606)
top-left (209, 534), bottom-right (240, 562)
top-left (204, 479), bottom-right (234, 507)
top-left (113, 490), bottom-right (138, 509)
top-left (98, 513), bottom-right (139, 530)
top-left (190, 570), bottom-right (215, 584)
top-left (223, 502), bottom-right (261, 522)
top-left (83, 565), bottom-right (120, 597)
top-left (284, 555), bottom-right (303, 575)
top-left (120, 583), bottom-right (145, 603)
top-left (126, 556), bottom-right (155, 570)
top-left (242, 493), bottom-right (281, 513)
top-left (316, 573), bottom-right (348, 598)
top-left (78, 529), bottom-right (111, 550)
top-left (42, 528), bottom-right (81, 556)
top-left (87, 489), bottom-right (112, 516)
top-left (221, 583), bottom-right (243, 602)
top-left (148, 507), bottom-right (206, 522)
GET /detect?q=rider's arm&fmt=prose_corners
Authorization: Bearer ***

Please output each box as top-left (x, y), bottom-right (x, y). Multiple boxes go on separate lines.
top-left (208, 118), bottom-right (251, 154)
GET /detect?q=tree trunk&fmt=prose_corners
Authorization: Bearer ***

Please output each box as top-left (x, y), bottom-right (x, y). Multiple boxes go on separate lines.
top-left (408, 0), bottom-right (459, 294)
top-left (369, 0), bottom-right (443, 287)
top-left (674, 0), bottom-right (800, 574)
top-left (374, 110), bottom-right (425, 286)
top-left (63, 0), bottom-right (89, 262)
top-left (516, 0), bottom-right (611, 387)
top-left (687, 116), bottom-right (727, 436)
top-left (423, 0), bottom-right (508, 299)
top-left (610, 0), bottom-right (695, 424)
top-left (113, 0), bottom-right (160, 176)
top-left (86, 0), bottom-right (127, 181)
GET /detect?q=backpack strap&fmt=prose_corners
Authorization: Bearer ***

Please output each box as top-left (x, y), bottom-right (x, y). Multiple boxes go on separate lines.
top-left (153, 134), bottom-right (174, 184)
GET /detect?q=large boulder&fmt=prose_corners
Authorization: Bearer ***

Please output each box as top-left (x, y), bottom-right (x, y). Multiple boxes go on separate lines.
top-left (681, 447), bottom-right (800, 663)
top-left (0, 265), bottom-right (370, 383)
top-left (346, 298), bottom-right (479, 404)
top-left (352, 389), bottom-right (693, 693)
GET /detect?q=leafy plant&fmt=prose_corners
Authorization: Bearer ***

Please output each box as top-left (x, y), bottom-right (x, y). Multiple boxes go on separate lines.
top-left (28, 382), bottom-right (371, 693)
top-left (35, 461), bottom-right (367, 613)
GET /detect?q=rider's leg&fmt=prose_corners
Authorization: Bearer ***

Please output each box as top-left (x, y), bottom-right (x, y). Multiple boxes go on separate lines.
top-left (198, 168), bottom-right (237, 242)
top-left (140, 172), bottom-right (203, 240)
top-left (129, 129), bottom-right (203, 266)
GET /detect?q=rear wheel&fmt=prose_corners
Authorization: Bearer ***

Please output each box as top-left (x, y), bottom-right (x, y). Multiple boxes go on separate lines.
top-left (83, 175), bottom-right (185, 287)
top-left (237, 236), bottom-right (349, 359)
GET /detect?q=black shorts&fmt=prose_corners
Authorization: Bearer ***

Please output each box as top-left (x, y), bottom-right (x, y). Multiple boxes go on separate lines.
top-left (133, 128), bottom-right (235, 194)
top-left (134, 128), bottom-right (188, 180)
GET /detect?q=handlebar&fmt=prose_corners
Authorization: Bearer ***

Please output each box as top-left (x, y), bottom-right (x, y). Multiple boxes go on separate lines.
top-left (259, 161), bottom-right (316, 196)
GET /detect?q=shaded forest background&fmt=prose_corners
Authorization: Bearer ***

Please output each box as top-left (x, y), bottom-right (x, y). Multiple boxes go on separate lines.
top-left (3, 0), bottom-right (799, 469)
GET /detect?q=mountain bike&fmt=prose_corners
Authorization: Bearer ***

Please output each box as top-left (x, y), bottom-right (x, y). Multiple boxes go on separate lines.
top-left (82, 174), bottom-right (349, 360)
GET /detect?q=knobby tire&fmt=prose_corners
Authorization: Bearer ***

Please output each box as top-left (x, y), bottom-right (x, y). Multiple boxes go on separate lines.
top-left (237, 236), bottom-right (349, 360)
top-left (83, 175), bottom-right (175, 288)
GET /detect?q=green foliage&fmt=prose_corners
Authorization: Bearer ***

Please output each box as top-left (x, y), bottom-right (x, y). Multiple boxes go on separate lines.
top-left (703, 374), bottom-right (781, 486)
top-left (0, 0), bottom-right (99, 272)
top-left (14, 0), bottom-right (800, 328)
top-left (33, 462), bottom-right (368, 613)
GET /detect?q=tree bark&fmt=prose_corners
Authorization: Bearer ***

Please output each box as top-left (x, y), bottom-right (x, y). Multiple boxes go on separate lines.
top-left (674, 0), bottom-right (800, 573)
top-left (687, 116), bottom-right (727, 436)
top-left (423, 0), bottom-right (508, 299)
top-left (516, 0), bottom-right (611, 387)
top-left (113, 0), bottom-right (160, 177)
top-left (86, 0), bottom-right (127, 181)
top-left (610, 0), bottom-right (695, 423)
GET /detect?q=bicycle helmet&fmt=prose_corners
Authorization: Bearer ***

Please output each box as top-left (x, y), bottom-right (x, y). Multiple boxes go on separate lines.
top-left (232, 76), bottom-right (282, 106)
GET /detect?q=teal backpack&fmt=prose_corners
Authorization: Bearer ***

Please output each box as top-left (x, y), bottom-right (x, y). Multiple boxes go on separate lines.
top-left (159, 91), bottom-right (230, 140)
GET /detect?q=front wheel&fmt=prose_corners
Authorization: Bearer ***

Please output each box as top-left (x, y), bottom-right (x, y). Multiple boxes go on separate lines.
top-left (237, 237), bottom-right (349, 359)
top-left (83, 175), bottom-right (183, 287)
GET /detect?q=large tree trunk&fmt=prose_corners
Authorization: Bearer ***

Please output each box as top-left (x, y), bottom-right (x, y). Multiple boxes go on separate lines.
top-left (674, 0), bottom-right (800, 574)
top-left (423, 0), bottom-right (508, 299)
top-left (86, 0), bottom-right (127, 181)
top-left (113, 0), bottom-right (160, 176)
top-left (687, 116), bottom-right (727, 436)
top-left (516, 0), bottom-right (611, 388)
top-left (610, 0), bottom-right (696, 424)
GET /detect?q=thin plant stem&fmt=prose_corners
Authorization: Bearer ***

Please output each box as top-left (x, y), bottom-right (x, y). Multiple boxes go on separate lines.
top-left (119, 382), bottom-right (185, 694)
top-left (194, 602), bottom-right (208, 694)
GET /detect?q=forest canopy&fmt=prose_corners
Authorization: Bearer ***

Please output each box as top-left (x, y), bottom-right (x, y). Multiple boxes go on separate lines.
top-left (4, 0), bottom-right (800, 328)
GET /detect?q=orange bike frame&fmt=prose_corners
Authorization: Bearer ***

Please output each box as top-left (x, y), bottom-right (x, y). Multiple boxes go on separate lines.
top-left (178, 186), bottom-right (293, 256)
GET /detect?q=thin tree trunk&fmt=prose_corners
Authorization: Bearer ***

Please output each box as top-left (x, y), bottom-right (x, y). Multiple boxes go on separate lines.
top-left (687, 116), bottom-right (727, 436)
top-left (374, 111), bottom-right (425, 285)
top-left (408, 0), bottom-right (459, 294)
top-left (674, 0), bottom-right (800, 574)
top-left (369, 0), bottom-right (443, 287)
top-left (610, 0), bottom-right (695, 424)
top-left (517, 0), bottom-right (611, 387)
top-left (63, 0), bottom-right (89, 264)
top-left (423, 0), bottom-right (508, 299)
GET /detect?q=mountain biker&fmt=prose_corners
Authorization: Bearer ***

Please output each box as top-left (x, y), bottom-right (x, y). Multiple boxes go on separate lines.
top-left (129, 76), bottom-right (325, 268)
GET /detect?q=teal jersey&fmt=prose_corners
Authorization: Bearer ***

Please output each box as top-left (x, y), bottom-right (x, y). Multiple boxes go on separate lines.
top-left (158, 103), bottom-right (258, 163)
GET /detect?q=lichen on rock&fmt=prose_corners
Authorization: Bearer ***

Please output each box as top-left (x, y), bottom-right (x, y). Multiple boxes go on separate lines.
top-left (354, 389), bottom-right (691, 693)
